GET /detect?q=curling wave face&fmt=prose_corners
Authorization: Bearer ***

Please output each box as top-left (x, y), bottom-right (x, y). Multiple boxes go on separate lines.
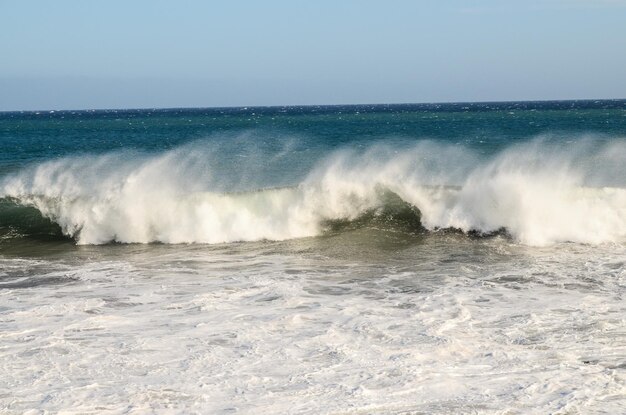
top-left (1, 138), bottom-right (625, 246)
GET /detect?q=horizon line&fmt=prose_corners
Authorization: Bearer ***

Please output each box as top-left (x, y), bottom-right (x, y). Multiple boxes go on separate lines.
top-left (1, 97), bottom-right (625, 114)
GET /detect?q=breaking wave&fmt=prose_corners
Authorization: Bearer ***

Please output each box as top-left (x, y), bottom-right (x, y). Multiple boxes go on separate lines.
top-left (1, 138), bottom-right (625, 246)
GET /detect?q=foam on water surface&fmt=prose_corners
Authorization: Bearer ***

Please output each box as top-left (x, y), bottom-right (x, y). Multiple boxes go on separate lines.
top-left (1, 239), bottom-right (625, 413)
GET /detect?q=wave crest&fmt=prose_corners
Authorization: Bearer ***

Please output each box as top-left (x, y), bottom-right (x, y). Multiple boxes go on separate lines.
top-left (2, 138), bottom-right (625, 246)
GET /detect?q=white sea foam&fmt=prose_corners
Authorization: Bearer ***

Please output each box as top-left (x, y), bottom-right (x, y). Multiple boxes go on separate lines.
top-left (1, 240), bottom-right (625, 413)
top-left (2, 138), bottom-right (625, 246)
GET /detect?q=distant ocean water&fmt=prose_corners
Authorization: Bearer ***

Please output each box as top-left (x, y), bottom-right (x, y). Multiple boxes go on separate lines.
top-left (1, 101), bottom-right (625, 413)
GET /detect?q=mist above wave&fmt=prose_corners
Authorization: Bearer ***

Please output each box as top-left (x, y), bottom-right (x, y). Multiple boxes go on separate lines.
top-left (1, 136), bottom-right (625, 246)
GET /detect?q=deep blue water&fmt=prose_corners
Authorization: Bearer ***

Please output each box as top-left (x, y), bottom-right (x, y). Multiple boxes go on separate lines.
top-left (2, 100), bottom-right (625, 174)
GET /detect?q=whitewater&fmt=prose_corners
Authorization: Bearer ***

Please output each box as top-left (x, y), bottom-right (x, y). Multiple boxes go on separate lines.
top-left (1, 103), bottom-right (626, 414)
top-left (2, 139), bottom-right (626, 246)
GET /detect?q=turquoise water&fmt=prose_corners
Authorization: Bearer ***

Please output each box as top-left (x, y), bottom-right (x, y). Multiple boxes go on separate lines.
top-left (2, 100), bottom-right (625, 169)
top-left (1, 101), bottom-right (626, 413)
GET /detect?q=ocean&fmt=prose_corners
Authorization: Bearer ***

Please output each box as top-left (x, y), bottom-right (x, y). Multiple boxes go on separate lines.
top-left (1, 101), bottom-right (625, 413)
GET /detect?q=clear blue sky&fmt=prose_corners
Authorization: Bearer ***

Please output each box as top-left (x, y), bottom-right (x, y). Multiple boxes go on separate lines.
top-left (1, 0), bottom-right (625, 110)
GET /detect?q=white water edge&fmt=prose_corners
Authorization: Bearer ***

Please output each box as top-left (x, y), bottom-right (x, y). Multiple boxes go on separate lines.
top-left (1, 238), bottom-right (625, 414)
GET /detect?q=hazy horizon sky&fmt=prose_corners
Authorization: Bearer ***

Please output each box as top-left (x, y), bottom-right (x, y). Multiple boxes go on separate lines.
top-left (1, 0), bottom-right (625, 110)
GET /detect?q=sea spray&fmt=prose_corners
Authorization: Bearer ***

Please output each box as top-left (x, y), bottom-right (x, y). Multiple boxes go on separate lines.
top-left (2, 137), bottom-right (625, 246)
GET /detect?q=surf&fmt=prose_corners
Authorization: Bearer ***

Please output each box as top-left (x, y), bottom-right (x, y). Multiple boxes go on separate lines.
top-left (1, 137), bottom-right (625, 246)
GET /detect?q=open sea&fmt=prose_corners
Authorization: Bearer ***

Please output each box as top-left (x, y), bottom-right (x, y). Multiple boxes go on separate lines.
top-left (1, 100), bottom-right (626, 414)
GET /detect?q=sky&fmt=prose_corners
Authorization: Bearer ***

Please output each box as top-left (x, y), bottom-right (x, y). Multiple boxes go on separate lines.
top-left (1, 0), bottom-right (625, 110)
